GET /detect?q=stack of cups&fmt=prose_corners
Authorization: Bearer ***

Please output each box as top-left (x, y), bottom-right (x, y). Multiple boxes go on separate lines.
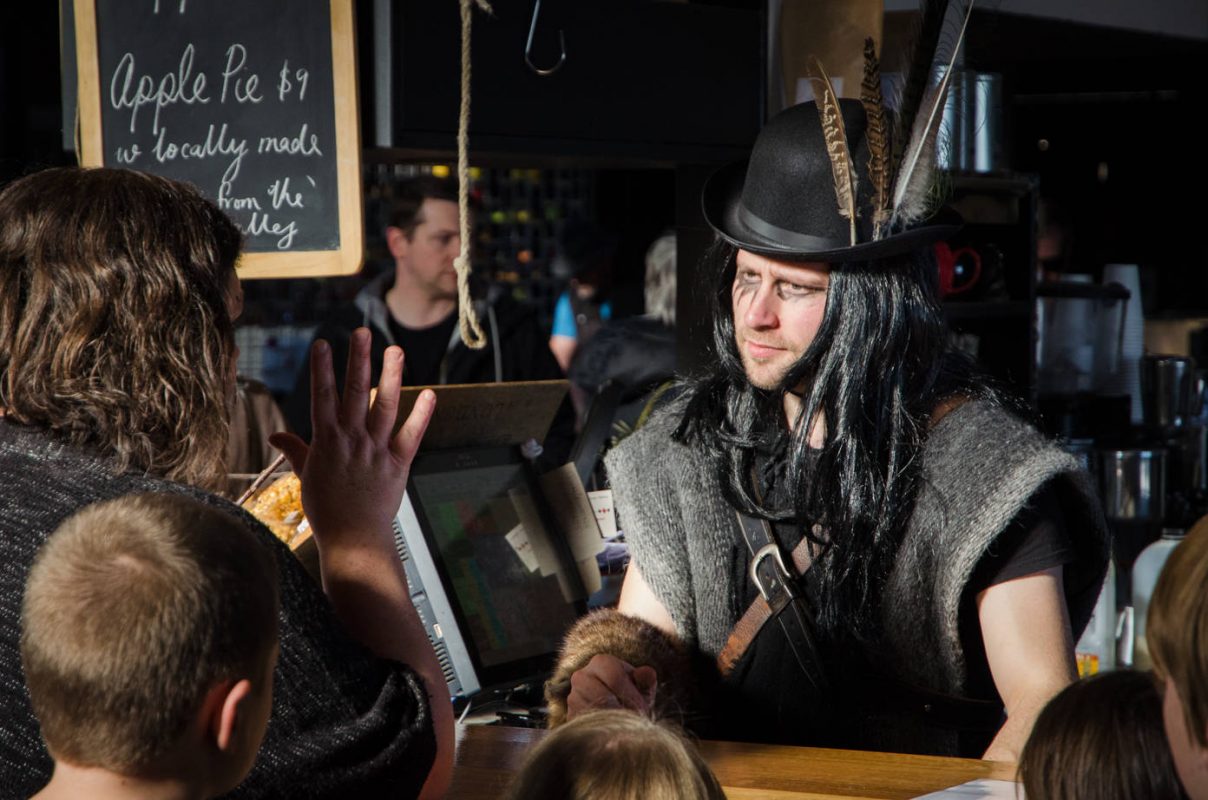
top-left (1102, 264), bottom-right (1145, 424)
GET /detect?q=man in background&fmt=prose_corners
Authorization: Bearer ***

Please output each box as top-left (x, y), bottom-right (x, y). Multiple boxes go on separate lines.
top-left (285, 176), bottom-right (566, 450)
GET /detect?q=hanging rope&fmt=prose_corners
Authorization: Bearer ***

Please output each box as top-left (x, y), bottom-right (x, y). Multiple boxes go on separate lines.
top-left (453, 0), bottom-right (492, 349)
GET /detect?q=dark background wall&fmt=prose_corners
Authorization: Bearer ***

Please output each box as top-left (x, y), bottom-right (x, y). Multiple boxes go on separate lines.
top-left (4, 2), bottom-right (1205, 320)
top-left (966, 11), bottom-right (1208, 316)
top-left (0, 4), bottom-right (74, 185)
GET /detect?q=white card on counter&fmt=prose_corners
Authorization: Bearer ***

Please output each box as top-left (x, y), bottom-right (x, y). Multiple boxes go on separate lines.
top-left (507, 488), bottom-right (560, 577)
top-left (504, 524), bottom-right (540, 573)
top-left (588, 489), bottom-right (616, 540)
top-left (911, 779), bottom-right (1020, 799)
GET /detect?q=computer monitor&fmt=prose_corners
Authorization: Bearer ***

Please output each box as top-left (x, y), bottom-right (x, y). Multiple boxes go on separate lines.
top-left (393, 444), bottom-right (584, 699)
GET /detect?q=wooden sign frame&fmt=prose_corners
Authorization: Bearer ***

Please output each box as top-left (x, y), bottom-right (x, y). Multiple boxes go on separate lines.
top-left (393, 380), bottom-right (571, 451)
top-left (72, 0), bottom-right (363, 279)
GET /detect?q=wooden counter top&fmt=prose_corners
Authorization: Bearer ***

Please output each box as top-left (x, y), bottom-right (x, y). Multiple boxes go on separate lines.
top-left (451, 724), bottom-right (1018, 799)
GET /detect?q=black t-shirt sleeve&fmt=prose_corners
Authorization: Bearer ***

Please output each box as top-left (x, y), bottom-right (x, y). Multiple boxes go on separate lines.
top-left (958, 479), bottom-right (1075, 701)
top-left (967, 479), bottom-right (1075, 595)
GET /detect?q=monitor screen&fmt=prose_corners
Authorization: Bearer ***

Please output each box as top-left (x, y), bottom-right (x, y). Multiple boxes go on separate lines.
top-left (396, 446), bottom-right (582, 696)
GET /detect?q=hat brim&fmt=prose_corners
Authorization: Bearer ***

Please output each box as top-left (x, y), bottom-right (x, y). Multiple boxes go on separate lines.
top-left (701, 161), bottom-right (961, 262)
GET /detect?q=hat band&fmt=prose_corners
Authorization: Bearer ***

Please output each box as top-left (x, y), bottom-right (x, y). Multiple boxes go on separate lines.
top-left (737, 204), bottom-right (850, 252)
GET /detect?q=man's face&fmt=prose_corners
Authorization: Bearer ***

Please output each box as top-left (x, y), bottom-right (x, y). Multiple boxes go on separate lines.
top-left (1163, 677), bottom-right (1208, 799)
top-left (731, 249), bottom-right (831, 390)
top-left (393, 198), bottom-right (461, 302)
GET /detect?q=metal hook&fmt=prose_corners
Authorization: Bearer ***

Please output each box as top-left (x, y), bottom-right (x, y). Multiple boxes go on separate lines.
top-left (525, 0), bottom-right (566, 77)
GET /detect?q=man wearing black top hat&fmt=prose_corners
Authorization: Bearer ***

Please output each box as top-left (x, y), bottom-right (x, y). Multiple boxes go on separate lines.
top-left (546, 75), bottom-right (1109, 759)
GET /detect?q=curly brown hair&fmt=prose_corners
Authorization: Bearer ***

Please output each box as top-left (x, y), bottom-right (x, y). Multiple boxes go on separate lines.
top-left (0, 168), bottom-right (242, 491)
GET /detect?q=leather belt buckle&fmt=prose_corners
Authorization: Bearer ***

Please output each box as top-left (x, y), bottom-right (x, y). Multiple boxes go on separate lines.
top-left (749, 543), bottom-right (796, 614)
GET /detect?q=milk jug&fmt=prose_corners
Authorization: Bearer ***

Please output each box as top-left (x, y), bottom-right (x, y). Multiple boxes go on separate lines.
top-left (1132, 529), bottom-right (1186, 671)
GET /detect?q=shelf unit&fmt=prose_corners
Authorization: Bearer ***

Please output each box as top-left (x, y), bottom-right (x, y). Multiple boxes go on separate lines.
top-left (943, 172), bottom-right (1040, 405)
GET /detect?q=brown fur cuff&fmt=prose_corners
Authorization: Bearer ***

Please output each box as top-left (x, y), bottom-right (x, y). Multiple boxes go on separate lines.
top-left (544, 609), bottom-right (703, 728)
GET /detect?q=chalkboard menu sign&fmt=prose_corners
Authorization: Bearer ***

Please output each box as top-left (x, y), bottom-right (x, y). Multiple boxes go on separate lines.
top-left (72, 0), bottom-right (362, 278)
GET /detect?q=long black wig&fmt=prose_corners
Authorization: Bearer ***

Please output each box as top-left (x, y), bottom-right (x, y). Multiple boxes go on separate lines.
top-left (674, 239), bottom-right (1012, 644)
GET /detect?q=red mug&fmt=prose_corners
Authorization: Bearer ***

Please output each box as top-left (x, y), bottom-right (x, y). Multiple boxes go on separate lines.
top-left (935, 243), bottom-right (982, 298)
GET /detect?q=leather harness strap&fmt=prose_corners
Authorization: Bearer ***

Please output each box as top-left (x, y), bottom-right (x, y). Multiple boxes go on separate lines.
top-left (717, 531), bottom-right (814, 675)
top-left (715, 396), bottom-right (968, 678)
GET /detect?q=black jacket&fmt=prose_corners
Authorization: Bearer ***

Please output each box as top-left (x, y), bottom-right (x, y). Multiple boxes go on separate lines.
top-left (0, 421), bottom-right (436, 798)
top-left (284, 273), bottom-right (572, 460)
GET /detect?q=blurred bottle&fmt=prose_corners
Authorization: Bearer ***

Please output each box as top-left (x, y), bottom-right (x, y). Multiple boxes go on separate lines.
top-left (1075, 559), bottom-right (1117, 676)
top-left (1132, 528), bottom-right (1186, 670)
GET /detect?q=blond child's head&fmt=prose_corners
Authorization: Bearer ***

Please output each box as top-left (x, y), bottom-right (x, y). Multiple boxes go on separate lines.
top-left (1149, 515), bottom-right (1208, 799)
top-left (21, 493), bottom-right (279, 796)
top-left (504, 710), bottom-right (725, 800)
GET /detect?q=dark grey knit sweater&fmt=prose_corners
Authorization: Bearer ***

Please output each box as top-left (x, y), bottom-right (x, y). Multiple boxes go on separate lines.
top-left (605, 398), bottom-right (1109, 753)
top-left (0, 420), bottom-right (435, 798)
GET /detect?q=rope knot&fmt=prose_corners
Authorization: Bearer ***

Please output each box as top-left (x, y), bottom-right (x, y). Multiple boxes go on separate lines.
top-left (454, 0), bottom-right (490, 351)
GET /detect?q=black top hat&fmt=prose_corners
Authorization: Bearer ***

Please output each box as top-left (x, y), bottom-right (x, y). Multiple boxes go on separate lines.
top-left (702, 99), bottom-right (959, 262)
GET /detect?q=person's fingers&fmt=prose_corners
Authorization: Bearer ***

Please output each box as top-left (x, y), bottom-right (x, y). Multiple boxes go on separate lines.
top-left (369, 346), bottom-right (404, 444)
top-left (268, 432), bottom-right (310, 476)
top-left (340, 327), bottom-right (372, 430)
top-left (392, 388), bottom-right (435, 465)
top-left (580, 654), bottom-right (649, 712)
top-left (309, 340), bottom-right (338, 438)
top-left (566, 671), bottom-right (624, 718)
top-left (631, 665), bottom-right (658, 711)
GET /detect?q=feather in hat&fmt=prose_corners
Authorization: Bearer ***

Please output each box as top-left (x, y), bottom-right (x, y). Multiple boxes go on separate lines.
top-left (806, 56), bottom-right (859, 247)
top-left (808, 1), bottom-right (974, 245)
top-left (888, 0), bottom-right (974, 233)
top-left (861, 37), bottom-right (892, 239)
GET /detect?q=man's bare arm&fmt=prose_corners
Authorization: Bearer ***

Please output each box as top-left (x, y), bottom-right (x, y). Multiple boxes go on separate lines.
top-left (978, 566), bottom-right (1077, 762)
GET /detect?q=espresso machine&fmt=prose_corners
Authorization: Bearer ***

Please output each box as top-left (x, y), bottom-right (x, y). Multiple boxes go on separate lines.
top-left (1093, 355), bottom-right (1206, 612)
top-left (1140, 355), bottom-right (1207, 528)
top-left (1035, 279), bottom-right (1132, 441)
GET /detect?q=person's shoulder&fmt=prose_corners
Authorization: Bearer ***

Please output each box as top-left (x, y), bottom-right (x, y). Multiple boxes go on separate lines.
top-left (934, 397), bottom-right (1049, 448)
top-left (922, 397), bottom-right (1080, 500)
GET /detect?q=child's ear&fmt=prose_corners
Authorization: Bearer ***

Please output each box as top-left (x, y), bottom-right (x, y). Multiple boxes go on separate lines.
top-left (211, 679), bottom-right (254, 753)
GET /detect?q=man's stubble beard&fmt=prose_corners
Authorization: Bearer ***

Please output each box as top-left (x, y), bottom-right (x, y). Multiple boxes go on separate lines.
top-left (739, 351), bottom-right (790, 392)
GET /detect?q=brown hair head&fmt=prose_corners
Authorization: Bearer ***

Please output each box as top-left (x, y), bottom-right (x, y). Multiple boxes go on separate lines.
top-left (0, 167), bottom-right (242, 491)
top-left (503, 710), bottom-right (725, 800)
top-left (1149, 516), bottom-right (1208, 749)
top-left (20, 492), bottom-right (279, 773)
top-left (387, 174), bottom-right (460, 239)
top-left (1018, 669), bottom-right (1187, 800)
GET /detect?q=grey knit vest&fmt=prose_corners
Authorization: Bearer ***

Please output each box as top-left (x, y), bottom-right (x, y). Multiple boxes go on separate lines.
top-left (605, 398), bottom-right (1109, 699)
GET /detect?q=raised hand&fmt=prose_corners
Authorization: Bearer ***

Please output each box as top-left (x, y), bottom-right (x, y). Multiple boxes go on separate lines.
top-left (270, 327), bottom-right (435, 555)
top-left (271, 328), bottom-right (454, 798)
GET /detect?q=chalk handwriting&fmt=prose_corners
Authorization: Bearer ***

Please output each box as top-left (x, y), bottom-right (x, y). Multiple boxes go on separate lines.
top-left (102, 23), bottom-right (330, 251)
top-left (114, 144), bottom-right (142, 164)
top-left (151, 123), bottom-right (248, 180)
top-left (277, 60), bottom-right (309, 102)
top-left (246, 211), bottom-right (299, 250)
top-left (109, 45), bottom-right (209, 134)
top-left (217, 186), bottom-right (262, 211)
top-left (257, 123), bottom-right (322, 156)
top-left (153, 1), bottom-right (188, 13)
top-left (267, 177), bottom-right (304, 210)
top-left (220, 44), bottom-right (263, 104)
